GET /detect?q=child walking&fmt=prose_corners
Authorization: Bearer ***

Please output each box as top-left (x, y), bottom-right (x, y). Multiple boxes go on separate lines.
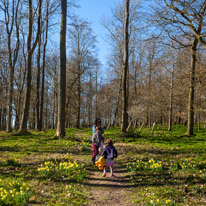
top-left (102, 139), bottom-right (118, 177)
top-left (91, 126), bottom-right (104, 164)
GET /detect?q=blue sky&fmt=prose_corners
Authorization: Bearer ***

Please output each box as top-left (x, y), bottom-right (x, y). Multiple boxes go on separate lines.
top-left (75, 0), bottom-right (119, 67)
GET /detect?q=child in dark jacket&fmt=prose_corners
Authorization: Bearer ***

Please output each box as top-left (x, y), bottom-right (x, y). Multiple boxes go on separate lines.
top-left (102, 139), bottom-right (118, 177)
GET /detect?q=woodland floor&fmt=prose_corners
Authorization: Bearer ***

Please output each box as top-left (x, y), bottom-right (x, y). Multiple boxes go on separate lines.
top-left (74, 131), bottom-right (134, 206)
top-left (0, 126), bottom-right (206, 205)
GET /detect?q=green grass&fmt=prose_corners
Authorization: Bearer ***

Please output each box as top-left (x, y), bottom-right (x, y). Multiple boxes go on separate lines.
top-left (120, 125), bottom-right (206, 205)
top-left (0, 125), bottom-right (206, 205)
top-left (0, 129), bottom-right (90, 205)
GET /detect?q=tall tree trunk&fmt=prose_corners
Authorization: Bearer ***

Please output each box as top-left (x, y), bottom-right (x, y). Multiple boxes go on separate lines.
top-left (39, 1), bottom-right (49, 130)
top-left (168, 71), bottom-right (173, 131)
top-left (187, 37), bottom-right (198, 135)
top-left (52, 90), bottom-right (57, 129)
top-left (45, 96), bottom-right (48, 129)
top-left (0, 108), bottom-right (2, 130)
top-left (76, 76), bottom-right (81, 128)
top-left (95, 69), bottom-right (98, 118)
top-left (32, 103), bottom-right (35, 129)
top-left (52, 65), bottom-right (57, 129)
top-left (121, 0), bottom-right (129, 132)
top-left (88, 73), bottom-right (92, 127)
top-left (56, 0), bottom-right (67, 137)
top-left (112, 75), bottom-right (122, 127)
top-left (198, 113), bottom-right (201, 131)
top-left (197, 96), bottom-right (201, 131)
top-left (6, 0), bottom-right (20, 132)
top-left (76, 42), bottom-right (81, 128)
top-left (19, 51), bottom-right (32, 132)
top-left (36, 32), bottom-right (41, 130)
top-left (15, 61), bottom-right (26, 130)
top-left (15, 105), bottom-right (19, 131)
top-left (148, 63), bottom-right (152, 128)
top-left (3, 108), bottom-right (7, 130)
top-left (7, 40), bottom-right (14, 132)
top-left (19, 0), bottom-right (42, 133)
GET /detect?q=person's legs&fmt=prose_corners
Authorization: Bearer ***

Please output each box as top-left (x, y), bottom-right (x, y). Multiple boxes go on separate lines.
top-left (102, 167), bottom-right (106, 177)
top-left (91, 144), bottom-right (99, 163)
top-left (110, 166), bottom-right (114, 176)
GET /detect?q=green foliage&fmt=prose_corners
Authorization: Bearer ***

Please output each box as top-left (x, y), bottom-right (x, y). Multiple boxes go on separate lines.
top-left (81, 128), bottom-right (92, 136)
top-left (79, 140), bottom-right (91, 152)
top-left (0, 179), bottom-right (32, 206)
top-left (6, 158), bottom-right (20, 167)
top-left (37, 156), bottom-right (86, 182)
top-left (65, 136), bottom-right (91, 152)
top-left (1, 126), bottom-right (206, 205)
top-left (126, 159), bottom-right (163, 174)
top-left (169, 158), bottom-right (197, 172)
top-left (64, 185), bottom-right (88, 205)
top-left (199, 169), bottom-right (206, 178)
top-left (65, 140), bottom-right (79, 147)
top-left (147, 199), bottom-right (175, 206)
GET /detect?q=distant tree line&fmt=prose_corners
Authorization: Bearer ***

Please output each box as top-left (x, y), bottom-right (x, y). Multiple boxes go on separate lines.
top-left (0, 0), bottom-right (206, 136)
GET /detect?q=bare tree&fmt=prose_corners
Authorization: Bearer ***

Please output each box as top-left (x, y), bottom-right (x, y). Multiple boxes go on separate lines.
top-left (19, 0), bottom-right (42, 133)
top-left (68, 17), bottom-right (97, 128)
top-left (121, 0), bottom-right (130, 132)
top-left (39, 0), bottom-right (49, 130)
top-left (56, 0), bottom-right (67, 137)
top-left (163, 0), bottom-right (206, 49)
top-left (154, 0), bottom-right (206, 135)
top-left (0, 0), bottom-right (21, 132)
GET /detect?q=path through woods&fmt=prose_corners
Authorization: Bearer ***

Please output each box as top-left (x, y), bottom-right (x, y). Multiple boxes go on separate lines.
top-left (87, 158), bottom-right (134, 206)
top-left (75, 130), bottom-right (136, 206)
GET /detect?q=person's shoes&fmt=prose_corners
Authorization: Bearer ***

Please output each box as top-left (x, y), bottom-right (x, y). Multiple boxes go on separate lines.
top-left (110, 173), bottom-right (115, 177)
top-left (102, 173), bottom-right (106, 177)
top-left (90, 159), bottom-right (95, 165)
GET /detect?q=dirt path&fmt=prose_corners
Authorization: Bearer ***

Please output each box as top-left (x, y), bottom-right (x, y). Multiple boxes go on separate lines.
top-left (75, 131), bottom-right (135, 205)
top-left (86, 160), bottom-right (134, 206)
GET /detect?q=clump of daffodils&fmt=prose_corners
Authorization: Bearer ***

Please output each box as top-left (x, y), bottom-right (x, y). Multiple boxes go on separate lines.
top-left (126, 158), bottom-right (163, 174)
top-left (127, 158), bottom-right (199, 175)
top-left (148, 199), bottom-right (174, 206)
top-left (199, 169), bottom-right (206, 178)
top-left (38, 157), bottom-right (86, 181)
top-left (0, 179), bottom-right (32, 205)
top-left (170, 158), bottom-right (197, 171)
top-left (79, 140), bottom-right (91, 151)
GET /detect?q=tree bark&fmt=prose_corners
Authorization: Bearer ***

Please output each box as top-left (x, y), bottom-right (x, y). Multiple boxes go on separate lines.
top-left (76, 75), bottom-right (81, 128)
top-left (112, 75), bottom-right (122, 127)
top-left (187, 37), bottom-right (198, 135)
top-left (7, 37), bottom-right (15, 132)
top-left (0, 108), bottom-right (2, 130)
top-left (88, 73), bottom-right (93, 127)
top-left (95, 69), bottom-right (98, 118)
top-left (39, 1), bottom-right (49, 130)
top-left (6, 0), bottom-right (20, 132)
top-left (36, 30), bottom-right (41, 130)
top-left (121, 0), bottom-right (129, 132)
top-left (56, 0), bottom-right (67, 137)
top-left (168, 70), bottom-right (174, 131)
top-left (19, 0), bottom-right (42, 133)
top-left (75, 32), bottom-right (81, 129)
top-left (198, 113), bottom-right (201, 131)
